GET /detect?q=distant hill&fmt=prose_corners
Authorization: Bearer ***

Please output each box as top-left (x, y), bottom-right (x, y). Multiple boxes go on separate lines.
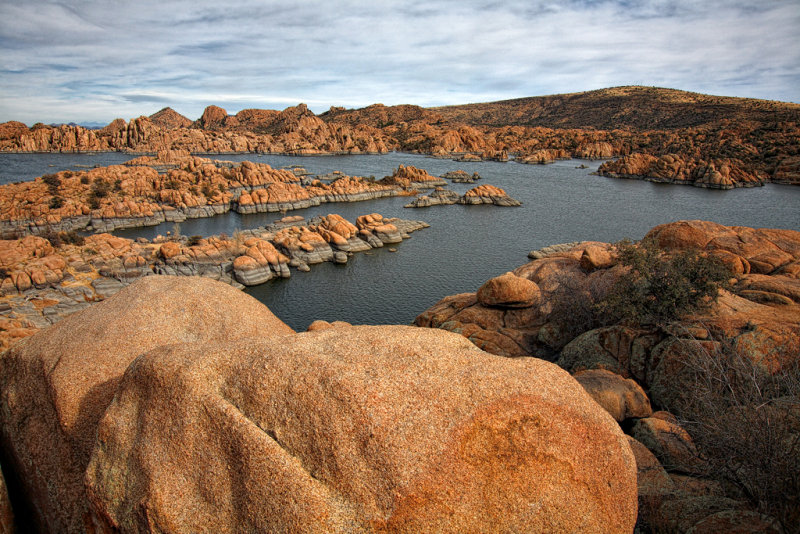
top-left (320, 104), bottom-right (444, 128)
top-left (149, 107), bottom-right (192, 129)
top-left (426, 86), bottom-right (800, 130)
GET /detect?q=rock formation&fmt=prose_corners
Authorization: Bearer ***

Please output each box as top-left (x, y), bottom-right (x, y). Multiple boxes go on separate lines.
top-left (415, 220), bottom-right (800, 531)
top-left (2, 86), bottom-right (798, 188)
top-left (440, 170), bottom-right (481, 183)
top-left (403, 188), bottom-right (460, 208)
top-left (0, 213), bottom-right (429, 350)
top-left (0, 276), bottom-right (638, 533)
top-left (148, 107), bottom-right (192, 129)
top-left (0, 276), bottom-right (294, 533)
top-left (0, 159), bottom-right (407, 237)
top-left (404, 184), bottom-right (521, 208)
top-left (1, 86), bottom-right (798, 188)
top-left (457, 184), bottom-right (522, 206)
top-left (597, 153), bottom-right (767, 189)
top-left (378, 164), bottom-right (447, 189)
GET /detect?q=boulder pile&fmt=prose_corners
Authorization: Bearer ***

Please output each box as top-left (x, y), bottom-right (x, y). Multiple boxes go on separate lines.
top-left (416, 220), bottom-right (800, 531)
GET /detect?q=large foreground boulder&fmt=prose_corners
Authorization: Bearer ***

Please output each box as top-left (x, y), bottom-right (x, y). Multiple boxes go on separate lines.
top-left (85, 325), bottom-right (638, 533)
top-left (0, 276), bottom-right (294, 534)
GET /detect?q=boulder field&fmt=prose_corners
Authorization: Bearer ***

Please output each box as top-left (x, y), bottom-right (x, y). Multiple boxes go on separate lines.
top-left (415, 220), bottom-right (800, 532)
top-left (0, 275), bottom-right (638, 533)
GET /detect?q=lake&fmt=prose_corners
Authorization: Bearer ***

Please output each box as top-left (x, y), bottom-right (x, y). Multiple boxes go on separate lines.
top-left (2, 152), bottom-right (798, 330)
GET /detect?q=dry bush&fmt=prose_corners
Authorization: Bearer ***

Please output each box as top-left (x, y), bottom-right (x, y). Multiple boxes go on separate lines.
top-left (545, 269), bottom-right (617, 344)
top-left (674, 333), bottom-right (800, 532)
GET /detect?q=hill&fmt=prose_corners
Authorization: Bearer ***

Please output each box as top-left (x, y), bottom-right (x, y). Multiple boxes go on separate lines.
top-left (430, 86), bottom-right (800, 130)
top-left (149, 107), bottom-right (192, 129)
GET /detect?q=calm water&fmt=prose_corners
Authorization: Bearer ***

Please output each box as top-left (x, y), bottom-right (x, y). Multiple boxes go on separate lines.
top-left (2, 152), bottom-right (799, 330)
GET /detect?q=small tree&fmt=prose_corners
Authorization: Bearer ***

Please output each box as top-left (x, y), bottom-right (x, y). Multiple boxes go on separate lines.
top-left (597, 239), bottom-right (732, 326)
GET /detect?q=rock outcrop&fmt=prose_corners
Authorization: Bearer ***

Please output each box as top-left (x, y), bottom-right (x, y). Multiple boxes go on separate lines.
top-left (0, 277), bottom-right (638, 533)
top-left (458, 184), bottom-right (522, 206)
top-left (415, 220), bottom-right (800, 531)
top-left (0, 213), bottom-right (429, 349)
top-left (378, 165), bottom-right (447, 189)
top-left (1, 86), bottom-right (798, 189)
top-left (597, 153), bottom-right (767, 189)
top-left (0, 159), bottom-right (406, 237)
top-left (0, 276), bottom-right (294, 533)
top-left (404, 184), bottom-right (521, 208)
top-left (476, 271), bottom-right (541, 308)
top-left (403, 188), bottom-right (460, 208)
top-left (440, 170), bottom-right (481, 183)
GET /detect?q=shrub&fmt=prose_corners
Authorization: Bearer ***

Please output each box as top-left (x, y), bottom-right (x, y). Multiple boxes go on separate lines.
top-left (597, 239), bottom-right (732, 326)
top-left (201, 183), bottom-right (216, 198)
top-left (186, 235), bottom-right (204, 247)
top-left (91, 178), bottom-right (110, 198)
top-left (674, 333), bottom-right (800, 531)
top-left (544, 269), bottom-right (616, 346)
top-left (164, 178), bottom-right (181, 190)
top-left (49, 196), bottom-right (64, 209)
top-left (42, 229), bottom-right (86, 248)
top-left (113, 179), bottom-right (123, 192)
top-left (80, 176), bottom-right (90, 185)
top-left (60, 230), bottom-right (85, 246)
top-left (42, 173), bottom-right (61, 194)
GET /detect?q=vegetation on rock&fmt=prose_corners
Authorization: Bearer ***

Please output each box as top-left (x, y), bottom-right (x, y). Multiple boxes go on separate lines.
top-left (597, 239), bottom-right (733, 326)
top-left (673, 333), bottom-right (800, 532)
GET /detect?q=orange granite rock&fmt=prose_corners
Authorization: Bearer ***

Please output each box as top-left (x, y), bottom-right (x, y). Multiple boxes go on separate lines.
top-left (598, 153), bottom-right (766, 189)
top-left (85, 325), bottom-right (637, 533)
top-left (0, 276), bottom-right (294, 534)
top-left (476, 272), bottom-right (541, 308)
top-left (458, 184), bottom-right (522, 206)
top-left (379, 165), bottom-right (446, 188)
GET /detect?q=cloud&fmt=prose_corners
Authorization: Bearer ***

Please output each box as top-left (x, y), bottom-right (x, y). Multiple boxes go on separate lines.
top-left (0, 0), bottom-right (798, 124)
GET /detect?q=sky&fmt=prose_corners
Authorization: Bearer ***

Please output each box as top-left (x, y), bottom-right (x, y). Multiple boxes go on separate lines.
top-left (1, 0), bottom-right (798, 125)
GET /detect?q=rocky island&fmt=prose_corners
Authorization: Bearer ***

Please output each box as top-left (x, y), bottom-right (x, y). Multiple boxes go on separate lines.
top-left (404, 184), bottom-right (521, 208)
top-left (0, 154), bottom-right (447, 237)
top-left (0, 211), bottom-right (428, 351)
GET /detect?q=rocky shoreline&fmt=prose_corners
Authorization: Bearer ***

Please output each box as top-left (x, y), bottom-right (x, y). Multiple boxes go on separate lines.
top-left (596, 153), bottom-right (770, 189)
top-left (0, 219), bottom-right (797, 531)
top-left (415, 220), bottom-right (800, 532)
top-left (0, 155), bottom-right (449, 237)
top-left (0, 275), bottom-right (639, 533)
top-left (404, 184), bottom-right (522, 208)
top-left (0, 212), bottom-right (428, 352)
top-left (2, 86), bottom-right (798, 189)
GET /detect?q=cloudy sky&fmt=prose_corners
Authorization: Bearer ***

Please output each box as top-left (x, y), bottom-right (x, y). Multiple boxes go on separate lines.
top-left (1, 0), bottom-right (798, 125)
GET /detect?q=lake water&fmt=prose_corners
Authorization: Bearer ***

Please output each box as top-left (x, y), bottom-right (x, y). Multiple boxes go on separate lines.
top-left (2, 152), bottom-right (799, 330)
